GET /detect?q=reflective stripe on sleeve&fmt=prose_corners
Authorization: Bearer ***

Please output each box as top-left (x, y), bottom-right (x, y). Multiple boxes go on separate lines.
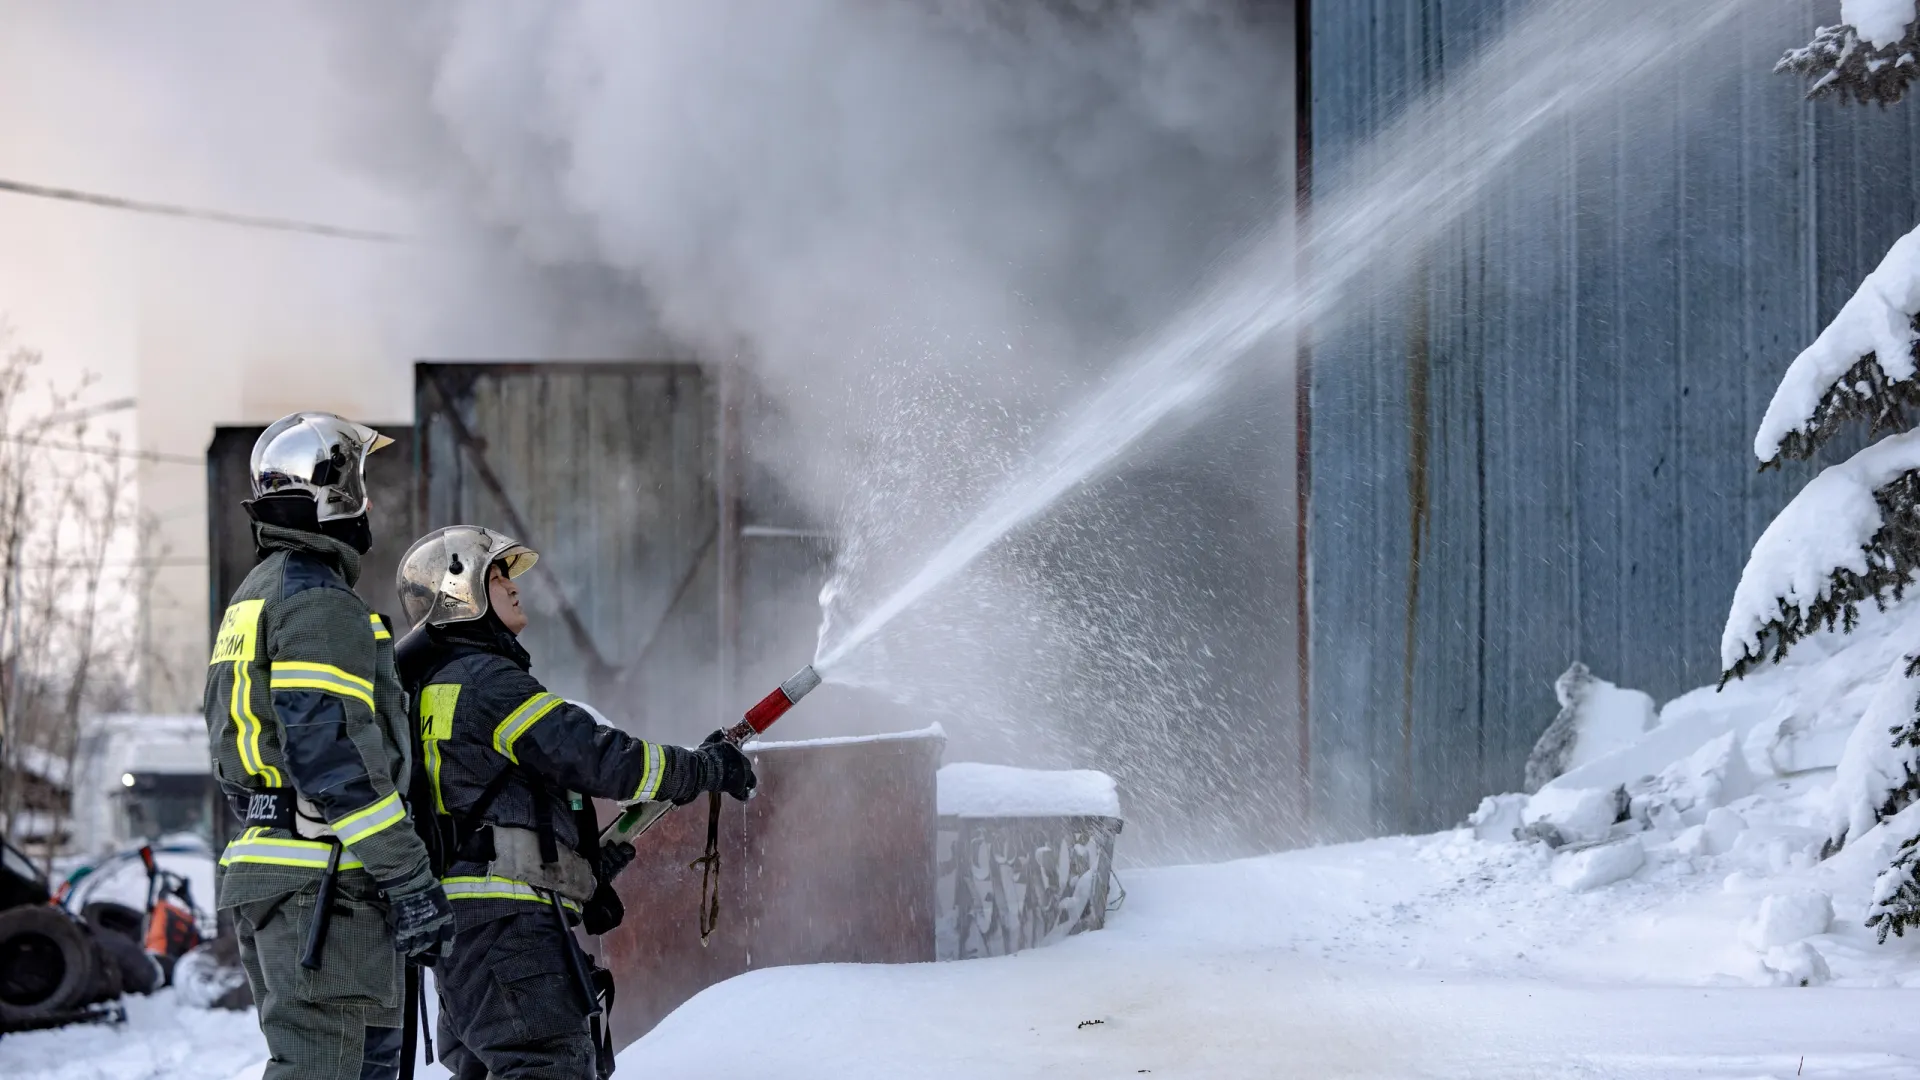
top-left (442, 875), bottom-right (581, 911)
top-left (219, 828), bottom-right (364, 871)
top-left (369, 614), bottom-right (392, 642)
top-left (492, 693), bottom-right (564, 763)
top-left (270, 661), bottom-right (376, 710)
top-left (631, 742), bottom-right (666, 802)
top-left (232, 660), bottom-right (283, 787)
top-left (329, 791), bottom-right (406, 846)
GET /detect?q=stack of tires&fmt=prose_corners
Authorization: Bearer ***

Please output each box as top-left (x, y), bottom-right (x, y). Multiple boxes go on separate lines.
top-left (0, 904), bottom-right (152, 1032)
top-left (0, 839), bottom-right (159, 1035)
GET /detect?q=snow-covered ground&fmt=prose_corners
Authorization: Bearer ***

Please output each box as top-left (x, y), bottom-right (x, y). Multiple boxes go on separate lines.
top-left (11, 607), bottom-right (1920, 1079)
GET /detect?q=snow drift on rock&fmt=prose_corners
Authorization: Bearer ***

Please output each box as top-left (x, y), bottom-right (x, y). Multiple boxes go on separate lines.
top-left (1722, 427), bottom-right (1920, 672)
top-left (1755, 224), bottom-right (1920, 464)
top-left (1524, 662), bottom-right (1656, 792)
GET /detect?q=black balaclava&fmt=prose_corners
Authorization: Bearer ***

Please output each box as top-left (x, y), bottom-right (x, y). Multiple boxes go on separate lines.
top-left (245, 492), bottom-right (374, 554)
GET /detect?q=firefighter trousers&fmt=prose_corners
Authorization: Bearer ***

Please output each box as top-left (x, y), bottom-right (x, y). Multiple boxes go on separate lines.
top-left (435, 908), bottom-right (609, 1080)
top-left (227, 871), bottom-right (405, 1080)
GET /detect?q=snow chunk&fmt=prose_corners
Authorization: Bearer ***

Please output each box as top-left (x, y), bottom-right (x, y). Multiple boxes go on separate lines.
top-left (1550, 836), bottom-right (1645, 892)
top-left (1524, 663), bottom-right (1657, 792)
top-left (1627, 732), bottom-right (1752, 829)
top-left (1755, 224), bottom-right (1920, 464)
top-left (1467, 792), bottom-right (1529, 842)
top-left (937, 762), bottom-right (1120, 819)
top-left (1522, 785), bottom-right (1624, 846)
top-left (1742, 890), bottom-right (1834, 949)
top-left (1827, 657), bottom-right (1920, 847)
top-left (1703, 807), bottom-right (1748, 856)
top-left (1844, 0), bottom-right (1919, 48)
top-left (1761, 941), bottom-right (1833, 987)
top-left (1722, 428), bottom-right (1920, 671)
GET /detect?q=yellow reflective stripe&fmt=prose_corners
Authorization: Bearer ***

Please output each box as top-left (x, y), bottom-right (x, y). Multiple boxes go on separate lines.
top-left (492, 693), bottom-right (563, 763)
top-left (219, 829), bottom-right (363, 871)
top-left (270, 662), bottom-right (375, 710)
top-left (231, 660), bottom-right (282, 787)
top-left (441, 875), bottom-right (581, 910)
top-left (425, 737), bottom-right (446, 814)
top-left (369, 615), bottom-right (392, 642)
top-left (330, 791), bottom-right (405, 846)
top-left (631, 742), bottom-right (666, 802)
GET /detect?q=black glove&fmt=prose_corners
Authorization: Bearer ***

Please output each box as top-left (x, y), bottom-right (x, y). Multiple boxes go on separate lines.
top-left (674, 731), bottom-right (756, 804)
top-left (580, 878), bottom-right (625, 936)
top-left (594, 841), bottom-right (636, 883)
top-left (386, 879), bottom-right (455, 965)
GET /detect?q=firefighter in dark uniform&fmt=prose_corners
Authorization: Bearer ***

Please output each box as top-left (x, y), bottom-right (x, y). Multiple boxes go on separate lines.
top-left (203, 412), bottom-right (455, 1080)
top-left (391, 525), bottom-right (755, 1080)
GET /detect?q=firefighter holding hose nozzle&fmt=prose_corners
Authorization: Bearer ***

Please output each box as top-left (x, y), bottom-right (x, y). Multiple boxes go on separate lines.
top-left (392, 525), bottom-right (755, 1080)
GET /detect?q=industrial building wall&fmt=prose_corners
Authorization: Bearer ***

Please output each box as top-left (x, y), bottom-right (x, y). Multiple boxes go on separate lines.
top-left (1305, 1), bottom-right (1920, 837)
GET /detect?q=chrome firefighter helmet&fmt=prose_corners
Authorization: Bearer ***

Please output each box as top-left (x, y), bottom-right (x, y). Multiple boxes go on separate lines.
top-left (250, 412), bottom-right (393, 522)
top-left (396, 525), bottom-right (538, 629)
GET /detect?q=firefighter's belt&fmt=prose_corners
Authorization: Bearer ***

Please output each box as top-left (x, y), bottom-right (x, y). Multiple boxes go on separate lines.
top-left (485, 824), bottom-right (595, 904)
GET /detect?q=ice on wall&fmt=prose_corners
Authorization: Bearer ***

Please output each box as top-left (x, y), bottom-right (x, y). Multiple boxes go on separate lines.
top-left (1754, 224), bottom-right (1920, 465)
top-left (1721, 428), bottom-right (1920, 672)
top-left (1844, 0), bottom-right (1920, 48)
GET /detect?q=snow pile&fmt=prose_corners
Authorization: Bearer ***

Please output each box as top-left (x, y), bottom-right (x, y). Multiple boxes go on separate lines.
top-left (1523, 662), bottom-right (1656, 792)
top-left (1754, 224), bottom-right (1920, 464)
top-left (1845, 0), bottom-right (1920, 48)
top-left (1742, 889), bottom-right (1834, 949)
top-left (1724, 430), bottom-right (1920, 672)
top-left (0, 990), bottom-right (267, 1080)
top-left (937, 763), bottom-right (1120, 819)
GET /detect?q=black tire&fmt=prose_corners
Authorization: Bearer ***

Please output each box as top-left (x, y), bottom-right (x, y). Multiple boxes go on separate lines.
top-left (0, 906), bottom-right (97, 1029)
top-left (90, 923), bottom-right (160, 996)
top-left (81, 902), bottom-right (145, 946)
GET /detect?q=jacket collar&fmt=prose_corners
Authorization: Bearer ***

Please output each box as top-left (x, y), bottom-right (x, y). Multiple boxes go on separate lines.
top-left (254, 522), bottom-right (362, 588)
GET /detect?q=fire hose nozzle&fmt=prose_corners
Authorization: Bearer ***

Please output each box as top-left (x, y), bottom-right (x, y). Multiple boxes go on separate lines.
top-left (740, 664), bottom-right (822, 735)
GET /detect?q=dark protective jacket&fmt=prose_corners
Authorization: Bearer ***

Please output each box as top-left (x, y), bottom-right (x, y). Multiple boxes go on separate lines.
top-left (203, 523), bottom-right (434, 909)
top-left (400, 616), bottom-right (707, 926)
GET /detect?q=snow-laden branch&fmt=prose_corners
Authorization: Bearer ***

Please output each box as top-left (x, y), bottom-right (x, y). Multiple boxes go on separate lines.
top-left (1755, 225), bottom-right (1920, 466)
top-left (1778, 2), bottom-right (1920, 105)
top-left (1848, 0), bottom-right (1920, 48)
top-left (1723, 429), bottom-right (1920, 678)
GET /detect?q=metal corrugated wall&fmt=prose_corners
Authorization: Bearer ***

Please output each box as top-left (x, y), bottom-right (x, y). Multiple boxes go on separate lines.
top-left (416, 363), bottom-right (720, 731)
top-left (1306, 1), bottom-right (1920, 837)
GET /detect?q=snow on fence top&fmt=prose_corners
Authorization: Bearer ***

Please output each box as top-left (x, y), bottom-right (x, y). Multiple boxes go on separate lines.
top-left (1845, 0), bottom-right (1919, 48)
top-left (937, 762), bottom-right (1121, 820)
top-left (750, 723), bottom-right (946, 753)
top-left (1723, 428), bottom-right (1920, 672)
top-left (1754, 224), bottom-right (1920, 464)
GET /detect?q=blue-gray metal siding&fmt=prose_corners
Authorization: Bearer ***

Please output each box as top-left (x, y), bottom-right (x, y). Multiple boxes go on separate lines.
top-left (1307, 1), bottom-right (1920, 836)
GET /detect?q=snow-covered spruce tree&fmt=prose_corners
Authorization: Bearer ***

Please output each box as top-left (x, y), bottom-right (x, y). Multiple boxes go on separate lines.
top-left (1778, 0), bottom-right (1920, 105)
top-left (1725, 0), bottom-right (1920, 942)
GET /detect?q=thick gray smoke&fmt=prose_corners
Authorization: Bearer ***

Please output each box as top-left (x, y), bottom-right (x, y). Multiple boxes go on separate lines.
top-left (312, 1), bottom-right (1300, 859)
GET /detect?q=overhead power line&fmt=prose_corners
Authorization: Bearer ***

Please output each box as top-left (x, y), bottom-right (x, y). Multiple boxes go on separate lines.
top-left (2, 435), bottom-right (200, 466)
top-left (0, 177), bottom-right (401, 243)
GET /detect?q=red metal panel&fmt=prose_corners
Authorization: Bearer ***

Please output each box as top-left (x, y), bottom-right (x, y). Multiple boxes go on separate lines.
top-left (595, 729), bottom-right (943, 1048)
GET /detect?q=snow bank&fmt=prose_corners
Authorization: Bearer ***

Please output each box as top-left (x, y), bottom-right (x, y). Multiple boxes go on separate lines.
top-left (1755, 224), bottom-right (1920, 464)
top-left (1845, 0), bottom-right (1920, 48)
top-left (1722, 428), bottom-right (1920, 672)
top-left (937, 762), bottom-right (1120, 819)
